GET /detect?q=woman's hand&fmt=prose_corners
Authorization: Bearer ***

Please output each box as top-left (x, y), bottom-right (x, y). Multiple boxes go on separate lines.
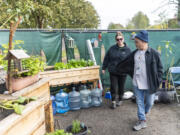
top-left (102, 70), bottom-right (105, 74)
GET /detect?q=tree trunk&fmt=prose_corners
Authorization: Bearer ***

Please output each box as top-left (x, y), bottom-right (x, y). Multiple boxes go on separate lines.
top-left (37, 15), bottom-right (43, 29)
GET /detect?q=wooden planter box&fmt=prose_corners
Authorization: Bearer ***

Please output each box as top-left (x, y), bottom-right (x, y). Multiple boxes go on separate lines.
top-left (39, 66), bottom-right (100, 87)
top-left (11, 78), bottom-right (54, 133)
top-left (6, 74), bottom-right (39, 92)
top-left (0, 99), bottom-right (46, 135)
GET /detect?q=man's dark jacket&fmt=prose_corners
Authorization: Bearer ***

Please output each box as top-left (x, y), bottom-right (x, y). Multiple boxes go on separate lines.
top-left (102, 43), bottom-right (131, 74)
top-left (116, 47), bottom-right (163, 94)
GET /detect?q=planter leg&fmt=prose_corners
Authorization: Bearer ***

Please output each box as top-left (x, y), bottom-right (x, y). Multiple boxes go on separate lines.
top-left (93, 80), bottom-right (98, 88)
top-left (45, 100), bottom-right (54, 133)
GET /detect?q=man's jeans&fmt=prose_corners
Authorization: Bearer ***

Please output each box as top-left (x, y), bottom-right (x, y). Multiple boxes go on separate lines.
top-left (133, 86), bottom-right (155, 121)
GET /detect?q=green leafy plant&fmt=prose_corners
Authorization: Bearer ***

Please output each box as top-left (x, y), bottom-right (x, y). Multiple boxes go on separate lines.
top-left (45, 129), bottom-right (72, 135)
top-left (0, 40), bottom-right (46, 78)
top-left (71, 120), bottom-right (81, 134)
top-left (87, 59), bottom-right (94, 66)
top-left (54, 59), bottom-right (94, 70)
top-left (157, 40), bottom-right (176, 89)
top-left (19, 56), bottom-right (45, 77)
top-left (0, 96), bottom-right (37, 114)
top-left (54, 62), bottom-right (67, 70)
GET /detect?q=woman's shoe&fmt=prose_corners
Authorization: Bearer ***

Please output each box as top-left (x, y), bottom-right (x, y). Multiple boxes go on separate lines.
top-left (111, 101), bottom-right (116, 109)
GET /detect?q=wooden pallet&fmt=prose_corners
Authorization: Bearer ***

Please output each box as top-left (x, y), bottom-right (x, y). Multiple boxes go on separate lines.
top-left (40, 66), bottom-right (100, 87)
top-left (0, 99), bottom-right (46, 135)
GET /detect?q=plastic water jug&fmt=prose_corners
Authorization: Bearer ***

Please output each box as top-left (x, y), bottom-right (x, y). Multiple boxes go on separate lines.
top-left (50, 95), bottom-right (56, 115)
top-left (55, 89), bottom-right (69, 114)
top-left (68, 87), bottom-right (81, 110)
top-left (91, 88), bottom-right (102, 107)
top-left (80, 85), bottom-right (91, 108)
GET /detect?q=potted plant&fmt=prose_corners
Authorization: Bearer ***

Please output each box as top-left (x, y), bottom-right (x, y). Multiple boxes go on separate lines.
top-left (6, 56), bottom-right (45, 91)
top-left (66, 120), bottom-right (88, 135)
top-left (0, 40), bottom-right (46, 92)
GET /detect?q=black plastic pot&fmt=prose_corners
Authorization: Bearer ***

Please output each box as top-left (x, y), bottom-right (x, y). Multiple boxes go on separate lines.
top-left (66, 125), bottom-right (88, 135)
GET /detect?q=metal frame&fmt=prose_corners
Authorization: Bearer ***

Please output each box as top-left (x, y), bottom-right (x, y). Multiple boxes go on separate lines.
top-left (169, 67), bottom-right (180, 103)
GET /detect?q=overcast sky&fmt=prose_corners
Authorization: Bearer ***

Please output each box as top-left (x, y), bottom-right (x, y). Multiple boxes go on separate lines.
top-left (86, 0), bottom-right (177, 29)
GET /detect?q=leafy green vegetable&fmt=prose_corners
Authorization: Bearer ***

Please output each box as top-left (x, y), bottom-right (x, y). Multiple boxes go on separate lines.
top-left (0, 96), bottom-right (37, 115)
top-left (13, 103), bottom-right (25, 115)
top-left (20, 56), bottom-right (46, 77)
top-left (87, 60), bottom-right (94, 66)
top-left (71, 120), bottom-right (81, 134)
top-left (54, 62), bottom-right (67, 70)
top-left (45, 129), bottom-right (72, 135)
top-left (0, 41), bottom-right (46, 77)
top-left (14, 96), bottom-right (26, 104)
top-left (29, 96), bottom-right (37, 101)
top-left (54, 59), bottom-right (94, 70)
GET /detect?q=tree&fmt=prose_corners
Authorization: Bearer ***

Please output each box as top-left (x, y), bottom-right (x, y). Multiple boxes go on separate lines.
top-left (0, 0), bottom-right (54, 28)
top-left (148, 24), bottom-right (167, 29)
top-left (166, 0), bottom-right (180, 25)
top-left (155, 0), bottom-right (180, 27)
top-left (150, 11), bottom-right (179, 29)
top-left (126, 11), bottom-right (150, 29)
top-left (0, 0), bottom-right (100, 29)
top-left (152, 12), bottom-right (168, 29)
top-left (126, 19), bottom-right (135, 29)
top-left (168, 18), bottom-right (179, 28)
top-left (53, 0), bottom-right (100, 28)
top-left (107, 22), bottom-right (124, 29)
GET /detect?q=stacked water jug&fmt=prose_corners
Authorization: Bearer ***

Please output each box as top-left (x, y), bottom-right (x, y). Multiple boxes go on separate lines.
top-left (68, 87), bottom-right (81, 110)
top-left (55, 89), bottom-right (70, 114)
top-left (53, 86), bottom-right (102, 114)
top-left (80, 85), bottom-right (91, 108)
top-left (50, 95), bottom-right (56, 115)
top-left (91, 87), bottom-right (102, 107)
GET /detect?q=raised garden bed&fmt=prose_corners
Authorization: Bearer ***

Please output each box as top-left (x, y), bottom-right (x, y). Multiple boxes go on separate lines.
top-left (0, 78), bottom-right (54, 133)
top-left (0, 98), bottom-right (46, 135)
top-left (11, 78), bottom-right (54, 133)
top-left (40, 66), bottom-right (100, 87)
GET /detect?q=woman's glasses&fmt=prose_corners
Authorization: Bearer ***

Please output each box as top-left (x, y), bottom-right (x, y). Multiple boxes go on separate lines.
top-left (116, 38), bottom-right (123, 41)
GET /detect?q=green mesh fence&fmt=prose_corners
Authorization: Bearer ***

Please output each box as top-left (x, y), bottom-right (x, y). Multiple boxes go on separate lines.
top-left (0, 29), bottom-right (180, 90)
top-left (0, 30), bottom-right (62, 65)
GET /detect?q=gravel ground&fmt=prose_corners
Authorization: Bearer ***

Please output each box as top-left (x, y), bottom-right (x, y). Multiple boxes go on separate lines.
top-left (54, 99), bottom-right (180, 135)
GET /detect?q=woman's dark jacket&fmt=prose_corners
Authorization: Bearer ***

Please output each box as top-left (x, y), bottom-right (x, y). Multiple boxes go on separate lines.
top-left (116, 47), bottom-right (163, 94)
top-left (102, 43), bottom-right (131, 74)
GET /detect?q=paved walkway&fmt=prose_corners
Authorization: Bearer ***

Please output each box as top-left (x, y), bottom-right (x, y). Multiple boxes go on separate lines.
top-left (54, 99), bottom-right (180, 135)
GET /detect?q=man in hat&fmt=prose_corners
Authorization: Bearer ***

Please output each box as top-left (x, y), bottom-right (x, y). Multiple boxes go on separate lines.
top-left (116, 30), bottom-right (163, 131)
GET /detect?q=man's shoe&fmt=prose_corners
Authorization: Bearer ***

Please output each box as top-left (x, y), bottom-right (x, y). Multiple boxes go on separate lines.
top-left (133, 120), bottom-right (147, 131)
top-left (111, 101), bottom-right (116, 109)
top-left (116, 100), bottom-right (123, 106)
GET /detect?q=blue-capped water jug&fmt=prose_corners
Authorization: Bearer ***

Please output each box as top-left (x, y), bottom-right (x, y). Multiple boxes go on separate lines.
top-left (68, 87), bottom-right (81, 110)
top-left (91, 87), bottom-right (102, 107)
top-left (50, 95), bottom-right (56, 115)
top-left (55, 89), bottom-right (69, 114)
top-left (80, 85), bottom-right (91, 108)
